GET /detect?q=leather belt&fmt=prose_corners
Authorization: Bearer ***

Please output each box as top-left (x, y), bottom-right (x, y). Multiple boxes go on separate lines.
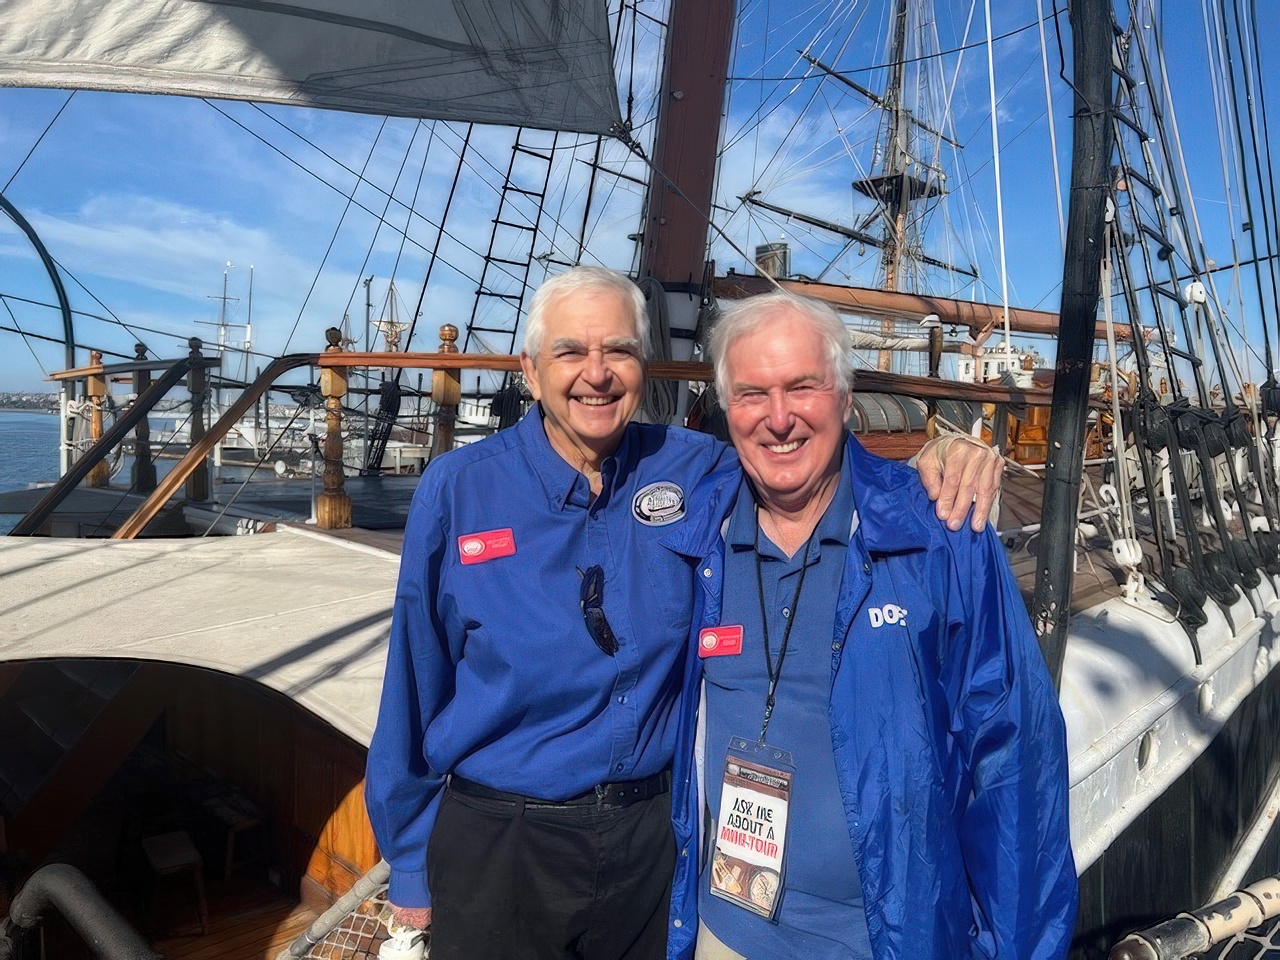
top-left (450, 770), bottom-right (670, 809)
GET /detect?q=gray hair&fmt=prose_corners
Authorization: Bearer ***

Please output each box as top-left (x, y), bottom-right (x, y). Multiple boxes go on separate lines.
top-left (709, 291), bottom-right (854, 408)
top-left (522, 266), bottom-right (651, 359)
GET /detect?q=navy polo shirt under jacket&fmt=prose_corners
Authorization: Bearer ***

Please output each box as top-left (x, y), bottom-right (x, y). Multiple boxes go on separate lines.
top-left (366, 406), bottom-right (725, 908)
top-left (699, 456), bottom-right (872, 959)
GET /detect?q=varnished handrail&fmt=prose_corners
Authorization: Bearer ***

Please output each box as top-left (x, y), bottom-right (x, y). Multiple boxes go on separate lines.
top-left (109, 349), bottom-right (1069, 541)
top-left (111, 351), bottom-right (541, 540)
top-left (47, 357), bottom-right (221, 381)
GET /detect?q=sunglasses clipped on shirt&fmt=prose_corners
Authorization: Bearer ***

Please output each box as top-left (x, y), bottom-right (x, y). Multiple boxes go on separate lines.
top-left (579, 564), bottom-right (620, 656)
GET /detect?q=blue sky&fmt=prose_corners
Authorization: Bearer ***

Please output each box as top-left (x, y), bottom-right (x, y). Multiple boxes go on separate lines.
top-left (1, 0), bottom-right (1277, 393)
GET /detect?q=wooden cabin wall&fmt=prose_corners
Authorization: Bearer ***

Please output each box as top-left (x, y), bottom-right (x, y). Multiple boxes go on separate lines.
top-left (158, 664), bottom-right (379, 906)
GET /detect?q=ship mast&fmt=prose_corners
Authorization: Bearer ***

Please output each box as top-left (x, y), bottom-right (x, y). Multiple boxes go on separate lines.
top-left (848, 0), bottom-right (947, 373)
top-left (636, 0), bottom-right (736, 386)
top-left (880, 0), bottom-right (911, 321)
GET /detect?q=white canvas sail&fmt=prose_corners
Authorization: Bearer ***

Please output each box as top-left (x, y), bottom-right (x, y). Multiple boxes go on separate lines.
top-left (0, 0), bottom-right (621, 133)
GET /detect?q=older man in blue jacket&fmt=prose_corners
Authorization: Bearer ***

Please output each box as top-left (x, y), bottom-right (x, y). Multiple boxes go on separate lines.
top-left (661, 292), bottom-right (1076, 960)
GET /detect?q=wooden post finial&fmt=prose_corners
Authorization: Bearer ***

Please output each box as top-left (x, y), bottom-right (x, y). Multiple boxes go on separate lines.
top-left (438, 324), bottom-right (459, 354)
top-left (431, 326), bottom-right (462, 457)
top-left (316, 329), bottom-right (352, 530)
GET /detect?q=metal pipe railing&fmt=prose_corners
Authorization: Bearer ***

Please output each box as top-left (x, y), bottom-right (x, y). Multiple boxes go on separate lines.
top-left (275, 859), bottom-right (391, 959)
top-left (1109, 876), bottom-right (1280, 960)
top-left (0, 863), bottom-right (161, 960)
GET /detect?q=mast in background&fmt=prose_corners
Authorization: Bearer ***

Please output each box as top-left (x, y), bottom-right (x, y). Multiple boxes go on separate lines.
top-left (1030, 0), bottom-right (1114, 684)
top-left (854, 0), bottom-right (947, 372)
top-left (637, 0), bottom-right (736, 378)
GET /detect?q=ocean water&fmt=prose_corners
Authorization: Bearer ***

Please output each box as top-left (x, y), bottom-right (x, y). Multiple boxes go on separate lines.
top-left (0, 411), bottom-right (60, 534)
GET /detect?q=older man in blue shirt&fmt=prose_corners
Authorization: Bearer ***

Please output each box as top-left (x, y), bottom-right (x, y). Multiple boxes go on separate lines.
top-left (365, 267), bottom-right (1004, 960)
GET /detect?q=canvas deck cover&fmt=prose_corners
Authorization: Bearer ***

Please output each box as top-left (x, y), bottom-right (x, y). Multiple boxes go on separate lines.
top-left (0, 0), bottom-right (621, 133)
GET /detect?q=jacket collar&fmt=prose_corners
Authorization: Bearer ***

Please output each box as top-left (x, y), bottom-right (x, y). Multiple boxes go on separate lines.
top-left (842, 432), bottom-right (933, 554)
top-left (665, 432), bottom-right (932, 558)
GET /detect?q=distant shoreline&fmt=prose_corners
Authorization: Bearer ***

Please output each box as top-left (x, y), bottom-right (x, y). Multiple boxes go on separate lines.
top-left (0, 408), bottom-right (58, 415)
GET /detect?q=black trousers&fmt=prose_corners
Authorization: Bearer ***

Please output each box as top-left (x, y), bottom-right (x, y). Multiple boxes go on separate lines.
top-left (427, 780), bottom-right (675, 960)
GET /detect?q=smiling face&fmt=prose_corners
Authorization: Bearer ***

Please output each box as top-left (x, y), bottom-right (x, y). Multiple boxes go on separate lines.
top-left (723, 307), bottom-right (852, 512)
top-left (520, 287), bottom-right (646, 468)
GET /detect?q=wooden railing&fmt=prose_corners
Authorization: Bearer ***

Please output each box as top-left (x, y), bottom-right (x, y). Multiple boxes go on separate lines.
top-left (99, 324), bottom-right (1060, 540)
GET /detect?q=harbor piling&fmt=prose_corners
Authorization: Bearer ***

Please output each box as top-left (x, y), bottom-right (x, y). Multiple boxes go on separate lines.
top-left (186, 338), bottom-right (209, 503)
top-left (131, 343), bottom-right (156, 493)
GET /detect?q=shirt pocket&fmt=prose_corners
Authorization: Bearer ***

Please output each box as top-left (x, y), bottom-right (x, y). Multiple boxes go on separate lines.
top-left (634, 520), bottom-right (697, 634)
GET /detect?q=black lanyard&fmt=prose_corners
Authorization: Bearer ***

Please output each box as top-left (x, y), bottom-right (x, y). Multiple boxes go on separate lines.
top-left (755, 516), bottom-right (817, 743)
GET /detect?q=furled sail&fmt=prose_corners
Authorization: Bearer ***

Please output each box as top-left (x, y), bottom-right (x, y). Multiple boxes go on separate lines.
top-left (0, 0), bottom-right (621, 133)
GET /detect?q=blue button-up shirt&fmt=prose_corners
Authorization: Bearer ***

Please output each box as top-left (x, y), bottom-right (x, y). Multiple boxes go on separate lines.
top-left (699, 459), bottom-right (871, 959)
top-left (366, 407), bottom-right (726, 907)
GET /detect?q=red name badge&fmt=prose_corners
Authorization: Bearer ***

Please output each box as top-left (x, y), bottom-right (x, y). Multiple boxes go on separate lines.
top-left (457, 528), bottom-right (516, 565)
top-left (699, 625), bottom-right (743, 658)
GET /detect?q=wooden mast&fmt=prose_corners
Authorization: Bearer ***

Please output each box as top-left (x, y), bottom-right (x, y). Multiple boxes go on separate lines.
top-left (1029, 0), bottom-right (1114, 685)
top-left (878, 0), bottom-right (912, 371)
top-left (637, 0), bottom-right (736, 292)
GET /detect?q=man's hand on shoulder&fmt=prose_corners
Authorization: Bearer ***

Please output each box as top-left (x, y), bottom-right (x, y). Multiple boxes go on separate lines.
top-left (916, 434), bottom-right (1005, 532)
top-left (389, 904), bottom-right (432, 931)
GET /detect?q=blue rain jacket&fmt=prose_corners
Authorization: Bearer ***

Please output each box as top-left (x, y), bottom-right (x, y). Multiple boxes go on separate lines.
top-left (660, 433), bottom-right (1077, 960)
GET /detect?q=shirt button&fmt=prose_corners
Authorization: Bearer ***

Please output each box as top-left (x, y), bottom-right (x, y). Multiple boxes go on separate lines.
top-left (863, 561), bottom-right (871, 573)
top-left (782, 606), bottom-right (791, 619)
top-left (616, 763), bottom-right (625, 772)
top-left (617, 695), bottom-right (628, 704)
top-left (673, 920), bottom-right (683, 929)
top-left (702, 568), bottom-right (713, 578)
top-left (832, 642), bottom-right (841, 651)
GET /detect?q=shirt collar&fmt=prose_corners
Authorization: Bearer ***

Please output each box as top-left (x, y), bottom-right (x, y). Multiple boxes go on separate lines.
top-left (726, 453), bottom-right (857, 551)
top-left (516, 404), bottom-right (632, 511)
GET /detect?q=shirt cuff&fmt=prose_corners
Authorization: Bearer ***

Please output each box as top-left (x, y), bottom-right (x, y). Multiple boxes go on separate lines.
top-left (388, 868), bottom-right (431, 909)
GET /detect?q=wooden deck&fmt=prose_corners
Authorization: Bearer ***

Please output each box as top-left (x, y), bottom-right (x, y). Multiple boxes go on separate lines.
top-left (34, 878), bottom-right (316, 960)
top-left (153, 882), bottom-right (314, 960)
top-left (1000, 468), bottom-right (1130, 614)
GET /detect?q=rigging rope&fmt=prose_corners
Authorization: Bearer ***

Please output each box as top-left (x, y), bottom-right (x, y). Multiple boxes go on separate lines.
top-left (205, 102), bottom-right (515, 296)
top-left (983, 0), bottom-right (1011, 357)
top-left (1034, 0), bottom-right (1066, 249)
top-left (1244, 0), bottom-right (1280, 382)
top-left (280, 117), bottom-right (390, 354)
top-left (1101, 225), bottom-right (1144, 599)
top-left (1206, 0), bottom-right (1275, 380)
top-left (1, 298), bottom-right (50, 375)
top-left (404, 125), bottom-right (473, 354)
top-left (734, 14), bottom-right (1049, 81)
top-left (2, 92), bottom-right (75, 194)
top-left (1223, 0), bottom-right (1280, 380)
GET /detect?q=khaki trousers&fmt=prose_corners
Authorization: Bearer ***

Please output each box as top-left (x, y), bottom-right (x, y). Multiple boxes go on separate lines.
top-left (694, 923), bottom-right (748, 960)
